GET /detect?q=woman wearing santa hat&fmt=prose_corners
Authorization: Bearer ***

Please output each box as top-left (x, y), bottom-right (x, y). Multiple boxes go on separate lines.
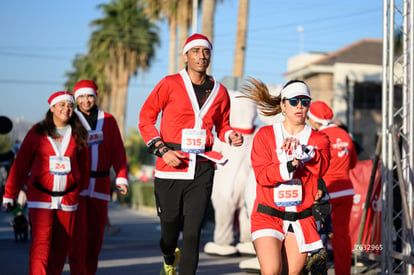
top-left (308, 101), bottom-right (357, 275)
top-left (139, 33), bottom-right (243, 275)
top-left (2, 91), bottom-right (88, 275)
top-left (241, 79), bottom-right (331, 275)
top-left (68, 80), bottom-right (129, 275)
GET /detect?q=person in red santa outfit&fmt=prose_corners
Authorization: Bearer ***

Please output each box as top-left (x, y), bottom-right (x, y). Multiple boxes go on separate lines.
top-left (241, 78), bottom-right (331, 275)
top-left (239, 83), bottom-right (285, 272)
top-left (139, 33), bottom-right (243, 275)
top-left (307, 101), bottom-right (357, 275)
top-left (68, 80), bottom-right (129, 275)
top-left (2, 91), bottom-right (88, 275)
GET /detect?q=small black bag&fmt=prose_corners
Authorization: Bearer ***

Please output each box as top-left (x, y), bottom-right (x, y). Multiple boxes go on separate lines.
top-left (313, 178), bottom-right (332, 224)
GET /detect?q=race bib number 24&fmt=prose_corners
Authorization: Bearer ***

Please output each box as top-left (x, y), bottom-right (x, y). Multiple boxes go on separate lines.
top-left (49, 156), bottom-right (71, 175)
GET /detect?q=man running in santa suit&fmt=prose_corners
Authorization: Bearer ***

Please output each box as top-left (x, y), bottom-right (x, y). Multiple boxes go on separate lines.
top-left (139, 33), bottom-right (243, 275)
top-left (307, 101), bottom-right (357, 275)
top-left (68, 80), bottom-right (129, 275)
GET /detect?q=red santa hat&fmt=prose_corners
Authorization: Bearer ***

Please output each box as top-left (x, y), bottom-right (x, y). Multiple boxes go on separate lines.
top-left (308, 101), bottom-right (333, 126)
top-left (182, 33), bottom-right (213, 55)
top-left (48, 91), bottom-right (74, 107)
top-left (73, 80), bottom-right (98, 100)
top-left (281, 80), bottom-right (310, 99)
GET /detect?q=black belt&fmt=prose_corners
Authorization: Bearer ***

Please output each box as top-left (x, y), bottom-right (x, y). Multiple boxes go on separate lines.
top-left (90, 170), bottom-right (110, 178)
top-left (257, 204), bottom-right (312, 221)
top-left (165, 142), bottom-right (212, 152)
top-left (33, 181), bottom-right (77, 197)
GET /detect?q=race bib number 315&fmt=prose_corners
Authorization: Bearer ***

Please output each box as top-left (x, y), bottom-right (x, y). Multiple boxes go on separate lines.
top-left (181, 129), bottom-right (206, 153)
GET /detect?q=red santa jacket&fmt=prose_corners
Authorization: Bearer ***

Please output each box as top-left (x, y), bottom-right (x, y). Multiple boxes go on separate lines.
top-left (75, 108), bottom-right (128, 201)
top-left (319, 124), bottom-right (357, 199)
top-left (3, 125), bottom-right (87, 211)
top-left (250, 123), bottom-right (330, 251)
top-left (251, 123), bottom-right (331, 214)
top-left (139, 69), bottom-right (233, 180)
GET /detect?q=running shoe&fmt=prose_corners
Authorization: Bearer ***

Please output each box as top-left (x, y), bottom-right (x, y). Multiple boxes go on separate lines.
top-left (160, 247), bottom-right (181, 275)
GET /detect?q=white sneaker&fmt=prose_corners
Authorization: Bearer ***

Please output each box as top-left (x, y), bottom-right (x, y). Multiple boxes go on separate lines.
top-left (239, 257), bottom-right (261, 273)
top-left (236, 242), bottom-right (256, 256)
top-left (203, 242), bottom-right (238, 256)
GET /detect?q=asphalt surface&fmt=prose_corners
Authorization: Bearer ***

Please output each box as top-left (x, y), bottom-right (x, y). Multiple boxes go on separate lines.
top-left (0, 202), bottom-right (382, 274)
top-left (0, 202), bottom-right (259, 275)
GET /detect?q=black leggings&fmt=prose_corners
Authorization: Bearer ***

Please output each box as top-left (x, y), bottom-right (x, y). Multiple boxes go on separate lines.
top-left (156, 161), bottom-right (214, 275)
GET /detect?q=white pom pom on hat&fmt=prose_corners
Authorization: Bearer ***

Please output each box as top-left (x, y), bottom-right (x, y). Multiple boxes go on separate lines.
top-left (182, 33), bottom-right (213, 55)
top-left (308, 101), bottom-right (334, 126)
top-left (48, 91), bottom-right (74, 107)
top-left (73, 80), bottom-right (98, 100)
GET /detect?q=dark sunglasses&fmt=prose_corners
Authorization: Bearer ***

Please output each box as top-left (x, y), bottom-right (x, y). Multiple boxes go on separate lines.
top-left (285, 97), bottom-right (311, 107)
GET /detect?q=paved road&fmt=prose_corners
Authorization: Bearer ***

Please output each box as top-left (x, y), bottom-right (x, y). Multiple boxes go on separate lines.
top-left (0, 202), bottom-right (258, 275)
top-left (0, 202), bottom-right (382, 274)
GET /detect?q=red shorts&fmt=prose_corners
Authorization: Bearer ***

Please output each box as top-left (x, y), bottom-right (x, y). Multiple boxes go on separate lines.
top-left (251, 209), bottom-right (323, 253)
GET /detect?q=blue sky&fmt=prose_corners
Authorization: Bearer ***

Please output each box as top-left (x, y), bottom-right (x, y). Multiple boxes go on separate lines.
top-left (0, 0), bottom-right (383, 135)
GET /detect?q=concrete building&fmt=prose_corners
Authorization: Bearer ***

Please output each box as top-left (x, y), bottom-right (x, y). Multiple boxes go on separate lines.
top-left (283, 38), bottom-right (398, 159)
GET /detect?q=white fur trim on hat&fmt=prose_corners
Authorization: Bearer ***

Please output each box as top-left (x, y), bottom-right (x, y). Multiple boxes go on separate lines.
top-left (50, 94), bottom-right (74, 107)
top-left (74, 87), bottom-right (96, 100)
top-left (308, 101), bottom-right (333, 126)
top-left (307, 112), bottom-right (331, 126)
top-left (183, 39), bottom-right (212, 55)
top-left (281, 82), bottom-right (310, 99)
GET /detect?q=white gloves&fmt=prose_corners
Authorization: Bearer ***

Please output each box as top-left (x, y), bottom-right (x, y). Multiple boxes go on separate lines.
top-left (293, 144), bottom-right (315, 163)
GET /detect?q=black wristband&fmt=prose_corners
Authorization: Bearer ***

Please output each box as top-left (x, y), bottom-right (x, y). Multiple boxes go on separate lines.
top-left (157, 146), bottom-right (170, 157)
top-left (147, 137), bottom-right (162, 154)
top-left (287, 160), bottom-right (297, 173)
top-left (153, 143), bottom-right (165, 156)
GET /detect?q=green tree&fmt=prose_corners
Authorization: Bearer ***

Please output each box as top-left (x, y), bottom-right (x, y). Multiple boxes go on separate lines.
top-left (143, 0), bottom-right (179, 74)
top-left (0, 134), bottom-right (13, 155)
top-left (143, 0), bottom-right (194, 73)
top-left (65, 54), bottom-right (110, 109)
top-left (66, 0), bottom-right (160, 137)
top-left (124, 128), bottom-right (154, 175)
top-left (91, 0), bottom-right (160, 137)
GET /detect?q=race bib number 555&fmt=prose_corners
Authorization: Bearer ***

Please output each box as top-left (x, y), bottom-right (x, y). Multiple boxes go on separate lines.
top-left (274, 178), bottom-right (302, 207)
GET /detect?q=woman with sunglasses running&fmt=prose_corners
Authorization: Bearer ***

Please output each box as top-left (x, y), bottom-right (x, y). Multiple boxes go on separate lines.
top-left (241, 79), bottom-right (331, 275)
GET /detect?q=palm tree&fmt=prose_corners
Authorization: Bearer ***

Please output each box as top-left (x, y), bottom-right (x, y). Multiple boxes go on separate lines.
top-left (143, 0), bottom-right (194, 74)
top-left (201, 0), bottom-right (216, 75)
top-left (143, 0), bottom-right (180, 74)
top-left (176, 0), bottom-right (193, 71)
top-left (150, 0), bottom-right (194, 72)
top-left (65, 54), bottom-right (110, 110)
top-left (88, 0), bottom-right (160, 137)
top-left (233, 0), bottom-right (249, 78)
